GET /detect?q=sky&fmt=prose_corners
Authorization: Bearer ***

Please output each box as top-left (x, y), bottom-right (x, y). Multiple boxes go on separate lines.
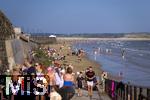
top-left (0, 0), bottom-right (150, 34)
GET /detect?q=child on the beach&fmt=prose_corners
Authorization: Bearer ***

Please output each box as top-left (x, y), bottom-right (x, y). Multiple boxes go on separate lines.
top-left (76, 71), bottom-right (84, 96)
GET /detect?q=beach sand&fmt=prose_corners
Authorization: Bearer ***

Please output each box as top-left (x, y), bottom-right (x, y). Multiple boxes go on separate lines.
top-left (45, 40), bottom-right (102, 76)
top-left (45, 39), bottom-right (123, 82)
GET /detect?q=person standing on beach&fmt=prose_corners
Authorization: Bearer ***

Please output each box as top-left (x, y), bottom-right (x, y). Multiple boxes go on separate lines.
top-left (76, 71), bottom-right (84, 96)
top-left (85, 66), bottom-right (95, 97)
top-left (121, 48), bottom-right (125, 59)
top-left (58, 67), bottom-right (75, 100)
top-left (77, 49), bottom-right (82, 61)
top-left (54, 67), bottom-right (64, 90)
top-left (101, 71), bottom-right (108, 92)
top-left (27, 61), bottom-right (36, 75)
top-left (34, 63), bottom-right (47, 100)
top-left (46, 67), bottom-right (56, 94)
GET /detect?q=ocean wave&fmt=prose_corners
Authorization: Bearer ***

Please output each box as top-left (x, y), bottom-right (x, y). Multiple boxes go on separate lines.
top-left (125, 48), bottom-right (150, 54)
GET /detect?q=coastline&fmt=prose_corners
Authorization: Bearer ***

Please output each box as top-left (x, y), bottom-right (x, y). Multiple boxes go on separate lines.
top-left (56, 38), bottom-right (124, 81)
top-left (47, 39), bottom-right (122, 82)
top-left (57, 37), bottom-right (150, 41)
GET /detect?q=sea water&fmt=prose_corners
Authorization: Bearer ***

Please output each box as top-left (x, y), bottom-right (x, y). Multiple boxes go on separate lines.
top-left (73, 40), bottom-right (150, 87)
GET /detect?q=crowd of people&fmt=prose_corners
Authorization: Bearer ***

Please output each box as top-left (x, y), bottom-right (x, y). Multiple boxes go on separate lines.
top-left (0, 45), bottom-right (99, 100)
top-left (5, 59), bottom-right (76, 100)
top-left (6, 64), bottom-right (97, 100)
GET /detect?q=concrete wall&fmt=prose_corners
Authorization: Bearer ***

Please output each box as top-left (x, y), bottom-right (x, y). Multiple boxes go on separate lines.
top-left (31, 36), bottom-right (57, 44)
top-left (11, 39), bottom-right (25, 64)
top-left (5, 39), bottom-right (37, 70)
top-left (5, 40), bottom-right (15, 70)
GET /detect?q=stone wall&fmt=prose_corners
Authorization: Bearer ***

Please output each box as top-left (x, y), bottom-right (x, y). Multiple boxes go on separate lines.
top-left (5, 39), bottom-right (37, 70)
top-left (0, 10), bottom-right (15, 70)
top-left (30, 36), bottom-right (57, 44)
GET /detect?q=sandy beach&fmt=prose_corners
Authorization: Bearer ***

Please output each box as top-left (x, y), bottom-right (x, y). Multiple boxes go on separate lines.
top-left (45, 41), bottom-right (102, 76)
top-left (45, 39), bottom-right (124, 82)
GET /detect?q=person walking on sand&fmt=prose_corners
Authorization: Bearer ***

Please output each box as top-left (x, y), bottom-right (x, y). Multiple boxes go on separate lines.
top-left (58, 67), bottom-right (75, 100)
top-left (101, 71), bottom-right (108, 92)
top-left (85, 66), bottom-right (95, 97)
top-left (76, 71), bottom-right (84, 96)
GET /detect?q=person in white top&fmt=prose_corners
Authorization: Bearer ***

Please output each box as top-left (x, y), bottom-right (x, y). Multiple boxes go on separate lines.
top-left (35, 63), bottom-right (47, 100)
top-left (9, 78), bottom-right (21, 95)
top-left (9, 69), bottom-right (21, 95)
top-left (34, 73), bottom-right (47, 95)
top-left (54, 68), bottom-right (64, 89)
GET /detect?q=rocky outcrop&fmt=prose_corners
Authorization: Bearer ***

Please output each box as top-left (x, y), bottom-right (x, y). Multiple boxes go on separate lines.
top-left (0, 10), bottom-right (15, 40)
top-left (0, 10), bottom-right (15, 71)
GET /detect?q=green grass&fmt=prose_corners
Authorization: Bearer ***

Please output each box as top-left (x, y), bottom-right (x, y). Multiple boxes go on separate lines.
top-left (34, 49), bottom-right (52, 67)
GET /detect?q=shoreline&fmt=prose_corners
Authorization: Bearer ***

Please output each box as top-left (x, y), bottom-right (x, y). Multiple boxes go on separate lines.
top-left (57, 37), bottom-right (150, 41)
top-left (53, 40), bottom-right (122, 81)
